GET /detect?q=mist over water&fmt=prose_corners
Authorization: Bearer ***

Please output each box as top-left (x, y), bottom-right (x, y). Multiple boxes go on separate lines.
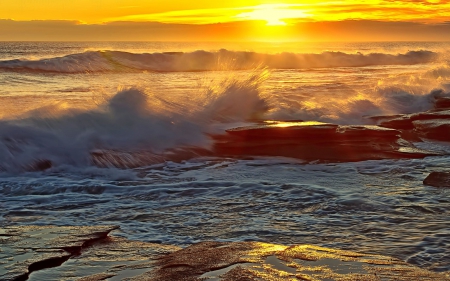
top-left (0, 41), bottom-right (449, 273)
top-left (0, 70), bottom-right (272, 171)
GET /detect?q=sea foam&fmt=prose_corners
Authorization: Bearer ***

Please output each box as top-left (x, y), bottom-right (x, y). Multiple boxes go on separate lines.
top-left (0, 73), bottom-right (268, 172)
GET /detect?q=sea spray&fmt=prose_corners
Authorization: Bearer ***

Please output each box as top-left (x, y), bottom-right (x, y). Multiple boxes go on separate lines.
top-left (199, 69), bottom-right (270, 122)
top-left (0, 71), bottom-right (269, 171)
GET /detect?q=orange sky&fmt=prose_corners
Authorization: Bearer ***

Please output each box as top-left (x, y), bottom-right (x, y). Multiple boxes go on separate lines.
top-left (1, 1), bottom-right (450, 41)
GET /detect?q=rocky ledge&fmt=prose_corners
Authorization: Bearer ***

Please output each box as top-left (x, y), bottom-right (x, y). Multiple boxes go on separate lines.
top-left (212, 121), bottom-right (440, 162)
top-left (369, 95), bottom-right (450, 142)
top-left (1, 225), bottom-right (449, 281)
top-left (91, 108), bottom-right (450, 168)
top-left (89, 121), bottom-right (440, 168)
top-left (27, 95), bottom-right (450, 170)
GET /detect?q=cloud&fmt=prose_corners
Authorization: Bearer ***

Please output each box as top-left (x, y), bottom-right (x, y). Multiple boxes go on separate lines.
top-left (2, 1), bottom-right (450, 25)
top-left (105, 2), bottom-right (450, 24)
top-left (292, 1), bottom-right (450, 22)
top-left (106, 4), bottom-right (310, 25)
top-left (106, 7), bottom-right (238, 24)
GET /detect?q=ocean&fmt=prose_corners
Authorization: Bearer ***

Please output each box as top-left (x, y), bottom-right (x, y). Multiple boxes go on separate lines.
top-left (0, 41), bottom-right (449, 272)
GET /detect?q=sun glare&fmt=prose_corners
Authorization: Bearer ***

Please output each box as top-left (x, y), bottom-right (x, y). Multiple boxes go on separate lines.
top-left (236, 4), bottom-right (308, 26)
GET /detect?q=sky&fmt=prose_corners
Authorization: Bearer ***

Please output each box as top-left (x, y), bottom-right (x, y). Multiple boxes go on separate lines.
top-left (1, 0), bottom-right (450, 41)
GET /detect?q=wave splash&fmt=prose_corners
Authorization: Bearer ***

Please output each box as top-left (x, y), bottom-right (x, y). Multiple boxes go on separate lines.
top-left (0, 49), bottom-right (439, 73)
top-left (0, 73), bottom-right (269, 172)
top-left (269, 87), bottom-right (450, 125)
top-left (0, 66), bottom-right (449, 171)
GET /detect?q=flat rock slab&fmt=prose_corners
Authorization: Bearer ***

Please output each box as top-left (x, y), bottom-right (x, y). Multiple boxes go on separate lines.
top-left (28, 236), bottom-right (180, 281)
top-left (2, 226), bottom-right (449, 281)
top-left (424, 171), bottom-right (450, 188)
top-left (0, 225), bottom-right (119, 281)
top-left (140, 241), bottom-right (450, 281)
top-left (380, 110), bottom-right (450, 130)
top-left (213, 121), bottom-right (439, 162)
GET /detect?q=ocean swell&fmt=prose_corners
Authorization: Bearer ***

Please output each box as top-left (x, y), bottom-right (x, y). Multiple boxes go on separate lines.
top-left (0, 49), bottom-right (439, 73)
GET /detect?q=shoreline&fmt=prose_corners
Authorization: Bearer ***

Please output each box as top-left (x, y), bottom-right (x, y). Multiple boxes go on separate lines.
top-left (2, 225), bottom-right (449, 281)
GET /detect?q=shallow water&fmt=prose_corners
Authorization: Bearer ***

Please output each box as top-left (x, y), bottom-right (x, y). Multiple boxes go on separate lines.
top-left (1, 156), bottom-right (449, 271)
top-left (0, 41), bottom-right (449, 272)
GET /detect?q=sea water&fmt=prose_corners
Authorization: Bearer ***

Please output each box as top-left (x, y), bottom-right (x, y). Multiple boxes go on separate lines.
top-left (0, 41), bottom-right (449, 272)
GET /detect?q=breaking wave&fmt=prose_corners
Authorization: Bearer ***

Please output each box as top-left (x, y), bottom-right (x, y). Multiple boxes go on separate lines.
top-left (0, 73), bottom-right (268, 172)
top-left (0, 63), bottom-right (449, 171)
top-left (0, 49), bottom-right (439, 73)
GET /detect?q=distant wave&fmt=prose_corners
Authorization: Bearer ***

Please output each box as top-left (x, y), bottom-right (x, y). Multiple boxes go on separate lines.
top-left (0, 49), bottom-right (439, 73)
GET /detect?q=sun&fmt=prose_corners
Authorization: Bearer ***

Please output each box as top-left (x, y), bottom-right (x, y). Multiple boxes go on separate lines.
top-left (267, 19), bottom-right (287, 26)
top-left (243, 8), bottom-right (288, 26)
top-left (235, 4), bottom-right (307, 26)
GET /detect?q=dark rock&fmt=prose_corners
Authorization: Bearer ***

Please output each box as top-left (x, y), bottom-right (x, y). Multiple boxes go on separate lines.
top-left (379, 110), bottom-right (450, 130)
top-left (213, 121), bottom-right (439, 162)
top-left (413, 119), bottom-right (450, 141)
top-left (91, 149), bottom-right (167, 168)
top-left (28, 159), bottom-right (52, 171)
top-left (374, 109), bottom-right (450, 142)
top-left (434, 97), bottom-right (450, 110)
top-left (413, 109), bottom-right (450, 121)
top-left (90, 146), bottom-right (212, 169)
top-left (423, 171), bottom-right (450, 188)
top-left (380, 116), bottom-right (415, 130)
top-left (366, 114), bottom-right (422, 141)
top-left (365, 114), bottom-right (405, 124)
top-left (397, 129), bottom-right (424, 142)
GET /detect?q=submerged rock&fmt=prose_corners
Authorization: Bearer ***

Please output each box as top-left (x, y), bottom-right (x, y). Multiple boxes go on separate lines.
top-left (423, 171), bottom-right (450, 188)
top-left (213, 121), bottom-right (438, 162)
top-left (27, 159), bottom-right (52, 171)
top-left (1, 225), bottom-right (448, 281)
top-left (90, 149), bottom-right (167, 168)
top-left (90, 146), bottom-right (212, 169)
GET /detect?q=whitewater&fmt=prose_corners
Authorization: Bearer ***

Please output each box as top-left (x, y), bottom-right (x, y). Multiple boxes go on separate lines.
top-left (0, 41), bottom-right (449, 273)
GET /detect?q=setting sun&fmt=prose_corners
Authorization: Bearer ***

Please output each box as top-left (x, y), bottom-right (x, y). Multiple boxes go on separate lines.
top-left (235, 4), bottom-right (308, 26)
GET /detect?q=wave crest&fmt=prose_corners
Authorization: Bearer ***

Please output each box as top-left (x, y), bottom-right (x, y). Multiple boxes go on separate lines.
top-left (0, 49), bottom-right (439, 73)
